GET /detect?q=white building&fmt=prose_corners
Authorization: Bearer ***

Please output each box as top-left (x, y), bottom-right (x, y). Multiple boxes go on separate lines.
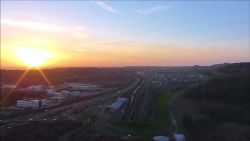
top-left (17, 99), bottom-right (47, 109)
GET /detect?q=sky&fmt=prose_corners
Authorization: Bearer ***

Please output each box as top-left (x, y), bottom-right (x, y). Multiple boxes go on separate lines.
top-left (1, 0), bottom-right (249, 68)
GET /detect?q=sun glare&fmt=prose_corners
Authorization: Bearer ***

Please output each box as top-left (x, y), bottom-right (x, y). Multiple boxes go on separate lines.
top-left (16, 47), bottom-right (50, 67)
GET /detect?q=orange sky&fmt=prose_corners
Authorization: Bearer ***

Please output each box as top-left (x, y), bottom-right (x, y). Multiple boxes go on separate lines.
top-left (1, 1), bottom-right (249, 68)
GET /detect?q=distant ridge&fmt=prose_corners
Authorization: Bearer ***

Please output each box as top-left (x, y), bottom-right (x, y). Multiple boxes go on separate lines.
top-left (1, 62), bottom-right (249, 70)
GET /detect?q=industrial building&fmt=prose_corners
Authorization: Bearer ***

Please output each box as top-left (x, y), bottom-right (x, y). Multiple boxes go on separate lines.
top-left (109, 97), bottom-right (128, 111)
top-left (46, 89), bottom-right (61, 96)
top-left (16, 98), bottom-right (48, 109)
top-left (59, 90), bottom-right (99, 97)
top-left (64, 83), bottom-right (99, 90)
top-left (1, 84), bottom-right (17, 89)
top-left (26, 85), bottom-right (46, 92)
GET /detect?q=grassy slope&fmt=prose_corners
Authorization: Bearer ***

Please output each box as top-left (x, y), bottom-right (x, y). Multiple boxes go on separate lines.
top-left (173, 63), bottom-right (250, 141)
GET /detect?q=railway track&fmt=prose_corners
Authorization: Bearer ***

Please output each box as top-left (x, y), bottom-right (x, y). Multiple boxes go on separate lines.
top-left (124, 81), bottom-right (145, 121)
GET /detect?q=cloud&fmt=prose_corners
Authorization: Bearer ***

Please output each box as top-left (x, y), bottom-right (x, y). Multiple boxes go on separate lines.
top-left (135, 5), bottom-right (171, 15)
top-left (92, 1), bottom-right (119, 14)
top-left (1, 19), bottom-right (63, 32)
top-left (1, 19), bottom-right (89, 39)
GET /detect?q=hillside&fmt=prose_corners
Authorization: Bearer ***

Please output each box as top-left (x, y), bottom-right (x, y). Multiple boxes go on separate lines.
top-left (173, 62), bottom-right (250, 141)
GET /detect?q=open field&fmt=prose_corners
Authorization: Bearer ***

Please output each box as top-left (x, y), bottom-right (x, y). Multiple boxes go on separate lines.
top-left (107, 91), bottom-right (176, 135)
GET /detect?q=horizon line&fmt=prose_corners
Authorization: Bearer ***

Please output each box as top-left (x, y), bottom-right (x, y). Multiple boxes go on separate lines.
top-left (1, 62), bottom-right (249, 70)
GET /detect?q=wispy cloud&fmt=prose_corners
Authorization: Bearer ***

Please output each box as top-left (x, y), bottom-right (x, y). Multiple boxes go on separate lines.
top-left (1, 19), bottom-right (63, 32)
top-left (92, 1), bottom-right (119, 14)
top-left (1, 19), bottom-right (89, 39)
top-left (135, 5), bottom-right (171, 15)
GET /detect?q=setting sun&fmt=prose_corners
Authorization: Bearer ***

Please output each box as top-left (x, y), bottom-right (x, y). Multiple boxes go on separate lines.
top-left (16, 47), bottom-right (51, 67)
top-left (0, 1), bottom-right (249, 141)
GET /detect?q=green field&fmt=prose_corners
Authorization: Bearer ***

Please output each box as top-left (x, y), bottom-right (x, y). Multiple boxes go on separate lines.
top-left (109, 91), bottom-right (176, 134)
top-left (150, 91), bottom-right (176, 131)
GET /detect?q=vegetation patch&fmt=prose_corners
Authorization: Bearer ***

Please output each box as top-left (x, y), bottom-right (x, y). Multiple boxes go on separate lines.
top-left (2, 121), bottom-right (82, 141)
top-left (149, 91), bottom-right (175, 130)
top-left (109, 91), bottom-right (176, 134)
top-left (175, 64), bottom-right (250, 141)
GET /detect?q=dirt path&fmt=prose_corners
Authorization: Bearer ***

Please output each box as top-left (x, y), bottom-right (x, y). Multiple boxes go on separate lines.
top-left (168, 89), bottom-right (187, 134)
top-left (168, 92), bottom-right (179, 133)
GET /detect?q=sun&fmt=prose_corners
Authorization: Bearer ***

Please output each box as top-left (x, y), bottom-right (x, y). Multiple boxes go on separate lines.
top-left (16, 47), bottom-right (51, 67)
